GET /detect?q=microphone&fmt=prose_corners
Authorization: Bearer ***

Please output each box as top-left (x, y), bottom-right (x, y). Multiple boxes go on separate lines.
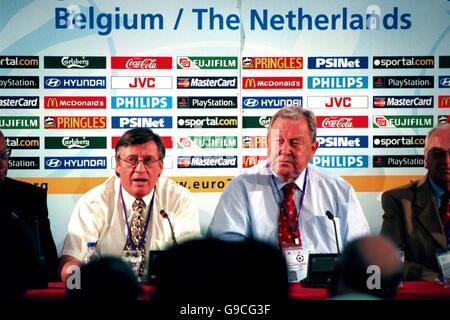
top-left (160, 209), bottom-right (178, 247)
top-left (325, 210), bottom-right (340, 254)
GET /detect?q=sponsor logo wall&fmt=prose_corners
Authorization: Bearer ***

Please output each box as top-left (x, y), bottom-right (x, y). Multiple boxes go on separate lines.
top-left (2, 49), bottom-right (445, 176)
top-left (1, 0), bottom-right (448, 246)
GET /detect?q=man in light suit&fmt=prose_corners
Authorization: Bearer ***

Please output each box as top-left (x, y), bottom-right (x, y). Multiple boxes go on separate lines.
top-left (381, 124), bottom-right (450, 280)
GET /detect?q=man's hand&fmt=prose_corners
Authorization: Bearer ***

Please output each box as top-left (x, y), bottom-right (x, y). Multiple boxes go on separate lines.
top-left (59, 255), bottom-right (82, 282)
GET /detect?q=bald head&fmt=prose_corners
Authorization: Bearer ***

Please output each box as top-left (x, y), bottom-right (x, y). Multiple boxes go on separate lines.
top-left (330, 235), bottom-right (403, 300)
top-left (358, 235), bottom-right (402, 277)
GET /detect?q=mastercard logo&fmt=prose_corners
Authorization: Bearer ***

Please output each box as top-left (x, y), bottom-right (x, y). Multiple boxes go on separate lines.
top-left (177, 79), bottom-right (190, 88)
top-left (178, 157), bottom-right (191, 167)
top-left (373, 98), bottom-right (386, 107)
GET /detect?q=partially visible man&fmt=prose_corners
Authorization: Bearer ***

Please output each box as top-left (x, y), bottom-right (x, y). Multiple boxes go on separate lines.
top-left (381, 124), bottom-right (450, 280)
top-left (0, 129), bottom-right (58, 282)
top-left (208, 106), bottom-right (370, 252)
top-left (59, 128), bottom-right (201, 281)
top-left (328, 235), bottom-right (403, 300)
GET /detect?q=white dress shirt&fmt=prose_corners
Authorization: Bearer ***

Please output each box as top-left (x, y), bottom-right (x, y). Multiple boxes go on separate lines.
top-left (208, 161), bottom-right (370, 253)
top-left (61, 175), bottom-right (201, 266)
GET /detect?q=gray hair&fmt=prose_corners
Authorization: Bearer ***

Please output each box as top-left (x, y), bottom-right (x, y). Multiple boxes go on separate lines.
top-left (268, 106), bottom-right (317, 142)
top-left (425, 123), bottom-right (450, 148)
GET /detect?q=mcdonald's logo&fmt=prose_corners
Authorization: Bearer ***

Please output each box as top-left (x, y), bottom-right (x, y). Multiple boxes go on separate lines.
top-left (46, 97), bottom-right (58, 108)
top-left (244, 78), bottom-right (257, 89)
top-left (44, 96), bottom-right (106, 109)
top-left (438, 95), bottom-right (450, 108)
top-left (242, 77), bottom-right (303, 89)
top-left (242, 155), bottom-right (267, 168)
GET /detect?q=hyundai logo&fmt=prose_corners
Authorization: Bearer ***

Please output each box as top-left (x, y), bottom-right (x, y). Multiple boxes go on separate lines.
top-left (243, 98), bottom-right (259, 107)
top-left (45, 78), bottom-right (61, 87)
top-left (440, 77), bottom-right (450, 87)
top-left (45, 159), bottom-right (62, 168)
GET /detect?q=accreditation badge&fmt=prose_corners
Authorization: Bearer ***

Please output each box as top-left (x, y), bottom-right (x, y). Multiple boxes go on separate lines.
top-left (283, 245), bottom-right (312, 283)
top-left (122, 249), bottom-right (142, 279)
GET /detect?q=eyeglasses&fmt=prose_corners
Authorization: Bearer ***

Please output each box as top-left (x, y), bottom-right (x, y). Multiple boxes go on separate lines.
top-left (117, 156), bottom-right (162, 168)
top-left (0, 148), bottom-right (11, 160)
top-left (427, 148), bottom-right (450, 158)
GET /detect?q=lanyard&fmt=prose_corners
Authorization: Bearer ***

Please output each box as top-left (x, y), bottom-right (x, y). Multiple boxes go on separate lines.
top-left (120, 186), bottom-right (155, 251)
top-left (269, 167), bottom-right (308, 245)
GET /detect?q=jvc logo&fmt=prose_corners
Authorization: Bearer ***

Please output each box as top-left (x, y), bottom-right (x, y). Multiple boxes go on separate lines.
top-left (326, 97), bottom-right (350, 107)
top-left (130, 77), bottom-right (155, 88)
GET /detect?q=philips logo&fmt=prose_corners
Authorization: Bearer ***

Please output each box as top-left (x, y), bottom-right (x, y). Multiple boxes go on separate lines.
top-left (242, 96), bottom-right (302, 108)
top-left (308, 56), bottom-right (368, 69)
top-left (308, 76), bottom-right (368, 89)
top-left (317, 136), bottom-right (368, 148)
top-left (111, 96), bottom-right (171, 109)
top-left (312, 155), bottom-right (368, 168)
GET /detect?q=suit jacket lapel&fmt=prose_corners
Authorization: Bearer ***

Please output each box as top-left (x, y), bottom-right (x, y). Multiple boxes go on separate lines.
top-left (415, 176), bottom-right (448, 250)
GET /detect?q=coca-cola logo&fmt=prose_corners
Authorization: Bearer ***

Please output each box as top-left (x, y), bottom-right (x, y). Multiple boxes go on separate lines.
top-left (321, 117), bottom-right (353, 128)
top-left (125, 58), bottom-right (157, 69)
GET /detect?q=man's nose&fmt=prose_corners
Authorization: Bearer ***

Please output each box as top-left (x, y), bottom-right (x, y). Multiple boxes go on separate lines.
top-left (134, 160), bottom-right (146, 171)
top-left (279, 142), bottom-right (292, 155)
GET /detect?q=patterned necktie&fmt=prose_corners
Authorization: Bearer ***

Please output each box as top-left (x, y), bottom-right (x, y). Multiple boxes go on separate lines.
top-left (124, 199), bottom-right (147, 278)
top-left (439, 192), bottom-right (450, 245)
top-left (278, 182), bottom-right (301, 248)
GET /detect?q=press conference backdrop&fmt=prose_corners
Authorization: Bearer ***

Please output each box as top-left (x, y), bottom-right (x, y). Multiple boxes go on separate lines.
top-left (1, 0), bottom-right (449, 252)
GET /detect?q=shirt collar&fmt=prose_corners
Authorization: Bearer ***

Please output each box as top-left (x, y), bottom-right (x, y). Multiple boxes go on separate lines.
top-left (268, 164), bottom-right (308, 192)
top-left (428, 176), bottom-right (445, 207)
top-left (119, 182), bottom-right (154, 213)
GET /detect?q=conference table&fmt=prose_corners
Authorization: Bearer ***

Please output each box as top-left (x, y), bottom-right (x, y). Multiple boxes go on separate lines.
top-left (25, 281), bottom-right (450, 300)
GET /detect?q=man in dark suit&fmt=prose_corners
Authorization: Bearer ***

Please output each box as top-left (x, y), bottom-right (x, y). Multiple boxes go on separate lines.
top-left (381, 124), bottom-right (450, 280)
top-left (0, 130), bottom-right (58, 283)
